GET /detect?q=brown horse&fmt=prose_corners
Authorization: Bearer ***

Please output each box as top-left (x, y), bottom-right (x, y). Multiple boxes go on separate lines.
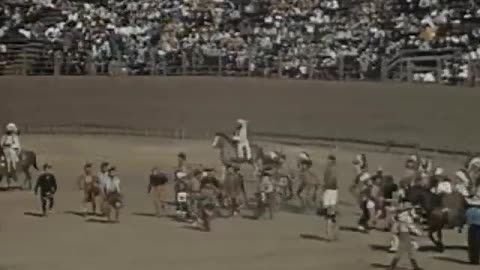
top-left (0, 147), bottom-right (39, 189)
top-left (406, 186), bottom-right (466, 252)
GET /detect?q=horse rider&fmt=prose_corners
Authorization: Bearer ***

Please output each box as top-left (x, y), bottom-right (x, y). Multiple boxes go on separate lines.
top-left (34, 163), bottom-right (58, 217)
top-left (296, 152), bottom-right (319, 210)
top-left (388, 200), bottom-right (423, 270)
top-left (1, 122), bottom-right (21, 172)
top-left (77, 162), bottom-right (101, 216)
top-left (232, 119), bottom-right (251, 161)
top-left (353, 153), bottom-right (368, 176)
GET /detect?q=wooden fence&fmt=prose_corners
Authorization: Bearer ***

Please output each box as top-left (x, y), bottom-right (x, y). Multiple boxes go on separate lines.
top-left (12, 123), bottom-right (472, 158)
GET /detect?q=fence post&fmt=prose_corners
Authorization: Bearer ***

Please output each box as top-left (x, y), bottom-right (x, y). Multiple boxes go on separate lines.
top-left (162, 60), bottom-right (167, 76)
top-left (381, 58), bottom-right (387, 81)
top-left (22, 49), bottom-right (27, 76)
top-left (338, 55), bottom-right (345, 80)
top-left (218, 54), bottom-right (223, 76)
top-left (277, 51), bottom-right (283, 78)
top-left (182, 52), bottom-right (187, 75)
top-left (406, 59), bottom-right (413, 82)
top-left (308, 57), bottom-right (315, 79)
top-left (436, 58), bottom-right (442, 83)
top-left (54, 51), bottom-right (62, 76)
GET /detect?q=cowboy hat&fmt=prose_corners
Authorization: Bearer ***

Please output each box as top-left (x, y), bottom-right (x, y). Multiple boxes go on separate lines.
top-left (176, 171), bottom-right (187, 179)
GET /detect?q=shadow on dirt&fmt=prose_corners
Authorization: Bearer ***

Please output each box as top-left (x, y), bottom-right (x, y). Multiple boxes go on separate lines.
top-left (299, 233), bottom-right (330, 242)
top-left (23, 211), bottom-right (44, 218)
top-left (434, 256), bottom-right (471, 265)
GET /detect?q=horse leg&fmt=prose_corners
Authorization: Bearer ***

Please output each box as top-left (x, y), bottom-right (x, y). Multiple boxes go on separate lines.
top-left (437, 230), bottom-right (444, 252)
top-left (428, 229), bottom-right (439, 249)
top-left (23, 168), bottom-right (32, 190)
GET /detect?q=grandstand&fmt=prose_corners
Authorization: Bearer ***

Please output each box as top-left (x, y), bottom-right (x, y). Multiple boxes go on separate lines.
top-left (1, 0), bottom-right (480, 85)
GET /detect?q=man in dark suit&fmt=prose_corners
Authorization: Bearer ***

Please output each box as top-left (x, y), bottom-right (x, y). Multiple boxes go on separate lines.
top-left (34, 163), bottom-right (58, 217)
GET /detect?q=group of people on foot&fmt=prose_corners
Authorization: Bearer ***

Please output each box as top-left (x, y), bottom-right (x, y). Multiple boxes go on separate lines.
top-left (5, 119), bottom-right (480, 269)
top-left (350, 153), bottom-right (480, 269)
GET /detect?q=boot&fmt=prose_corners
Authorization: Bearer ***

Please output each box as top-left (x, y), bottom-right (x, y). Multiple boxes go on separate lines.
top-left (410, 259), bottom-right (422, 270)
top-left (388, 258), bottom-right (399, 270)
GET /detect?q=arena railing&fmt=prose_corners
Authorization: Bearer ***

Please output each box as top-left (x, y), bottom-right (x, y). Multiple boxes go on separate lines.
top-left (10, 123), bottom-right (472, 159)
top-left (0, 43), bottom-right (477, 86)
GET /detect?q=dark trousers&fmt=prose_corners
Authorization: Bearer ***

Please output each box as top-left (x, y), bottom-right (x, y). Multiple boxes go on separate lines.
top-left (358, 200), bottom-right (370, 228)
top-left (468, 224), bottom-right (480, 264)
top-left (41, 195), bottom-right (54, 214)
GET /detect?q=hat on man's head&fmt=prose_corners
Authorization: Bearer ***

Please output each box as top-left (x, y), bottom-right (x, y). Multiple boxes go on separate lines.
top-left (84, 162), bottom-right (93, 169)
top-left (178, 152), bottom-right (187, 159)
top-left (101, 161), bottom-right (109, 168)
top-left (176, 171), bottom-right (187, 179)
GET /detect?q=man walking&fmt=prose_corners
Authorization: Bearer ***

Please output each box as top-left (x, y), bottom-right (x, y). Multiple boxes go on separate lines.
top-left (388, 200), bottom-right (423, 270)
top-left (323, 154), bottom-right (338, 241)
top-left (34, 163), bottom-right (58, 217)
top-left (147, 167), bottom-right (169, 217)
top-left (77, 162), bottom-right (100, 216)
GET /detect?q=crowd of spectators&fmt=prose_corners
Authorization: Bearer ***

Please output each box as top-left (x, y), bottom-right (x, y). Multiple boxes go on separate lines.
top-left (1, 0), bottom-right (480, 82)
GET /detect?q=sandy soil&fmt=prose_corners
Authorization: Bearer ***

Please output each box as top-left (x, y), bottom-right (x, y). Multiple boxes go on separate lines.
top-left (0, 135), bottom-right (473, 270)
top-left (2, 77), bottom-right (479, 152)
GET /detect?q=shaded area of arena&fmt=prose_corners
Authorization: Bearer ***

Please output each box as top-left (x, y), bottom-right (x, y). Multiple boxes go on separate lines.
top-left (2, 77), bottom-right (479, 152)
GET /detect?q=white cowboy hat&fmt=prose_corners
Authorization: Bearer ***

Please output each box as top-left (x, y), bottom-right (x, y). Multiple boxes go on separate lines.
top-left (299, 152), bottom-right (310, 160)
top-left (236, 119), bottom-right (247, 124)
top-left (6, 123), bottom-right (17, 132)
top-left (176, 171), bottom-right (187, 179)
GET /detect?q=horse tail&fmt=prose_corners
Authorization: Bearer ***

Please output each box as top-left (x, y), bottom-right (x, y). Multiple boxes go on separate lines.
top-left (31, 151), bottom-right (39, 170)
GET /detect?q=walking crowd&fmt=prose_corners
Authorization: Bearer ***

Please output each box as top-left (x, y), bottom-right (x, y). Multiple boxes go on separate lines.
top-left (1, 0), bottom-right (480, 81)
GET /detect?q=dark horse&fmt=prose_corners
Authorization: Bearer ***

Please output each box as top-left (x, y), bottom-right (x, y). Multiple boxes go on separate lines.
top-left (406, 186), bottom-right (466, 252)
top-left (0, 146), bottom-right (39, 190)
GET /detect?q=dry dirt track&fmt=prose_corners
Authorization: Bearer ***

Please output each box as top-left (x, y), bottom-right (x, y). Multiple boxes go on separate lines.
top-left (0, 135), bottom-right (474, 270)
top-left (1, 77), bottom-right (480, 152)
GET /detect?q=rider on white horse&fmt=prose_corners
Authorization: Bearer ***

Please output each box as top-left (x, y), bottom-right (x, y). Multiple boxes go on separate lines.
top-left (1, 123), bottom-right (21, 172)
top-left (232, 119), bottom-right (251, 161)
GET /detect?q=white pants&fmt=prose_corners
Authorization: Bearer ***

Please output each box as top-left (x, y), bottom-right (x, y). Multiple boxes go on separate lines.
top-left (3, 147), bottom-right (19, 169)
top-left (323, 189), bottom-right (338, 207)
top-left (237, 141), bottom-right (252, 160)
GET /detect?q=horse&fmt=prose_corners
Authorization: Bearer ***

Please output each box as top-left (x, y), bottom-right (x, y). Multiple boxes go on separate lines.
top-left (211, 132), bottom-right (269, 180)
top-left (102, 192), bottom-right (124, 223)
top-left (406, 186), bottom-right (466, 252)
top-left (0, 146), bottom-right (39, 190)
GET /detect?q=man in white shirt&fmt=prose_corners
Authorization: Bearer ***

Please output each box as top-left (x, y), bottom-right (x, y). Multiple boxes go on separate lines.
top-left (1, 123), bottom-right (21, 172)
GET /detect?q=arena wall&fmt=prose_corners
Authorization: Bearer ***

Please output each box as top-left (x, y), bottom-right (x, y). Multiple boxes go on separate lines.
top-left (2, 76), bottom-right (478, 152)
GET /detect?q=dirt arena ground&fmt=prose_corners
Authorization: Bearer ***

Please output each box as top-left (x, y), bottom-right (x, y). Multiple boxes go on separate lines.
top-left (0, 135), bottom-right (474, 270)
top-left (2, 77), bottom-right (480, 152)
top-left (0, 77), bottom-right (478, 270)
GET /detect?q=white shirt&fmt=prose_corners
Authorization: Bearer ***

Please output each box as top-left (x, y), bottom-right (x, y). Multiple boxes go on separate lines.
top-left (105, 176), bottom-right (121, 193)
top-left (97, 171), bottom-right (109, 190)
